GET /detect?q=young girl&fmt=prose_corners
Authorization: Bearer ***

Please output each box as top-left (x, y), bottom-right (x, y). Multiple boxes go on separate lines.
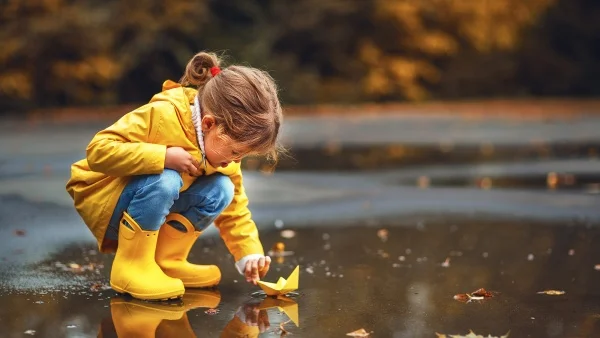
top-left (66, 52), bottom-right (282, 300)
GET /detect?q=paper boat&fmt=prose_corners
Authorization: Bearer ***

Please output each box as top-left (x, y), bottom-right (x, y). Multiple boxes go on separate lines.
top-left (257, 266), bottom-right (299, 296)
top-left (258, 295), bottom-right (299, 326)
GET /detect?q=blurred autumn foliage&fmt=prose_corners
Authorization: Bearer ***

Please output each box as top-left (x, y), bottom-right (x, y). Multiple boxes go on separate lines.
top-left (1, 0), bottom-right (599, 112)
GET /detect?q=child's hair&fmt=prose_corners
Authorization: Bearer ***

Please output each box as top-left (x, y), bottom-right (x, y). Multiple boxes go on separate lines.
top-left (179, 51), bottom-right (283, 162)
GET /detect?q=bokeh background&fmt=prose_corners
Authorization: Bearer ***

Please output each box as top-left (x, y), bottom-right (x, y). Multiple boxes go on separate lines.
top-left (2, 1), bottom-right (600, 337)
top-left (1, 0), bottom-right (599, 112)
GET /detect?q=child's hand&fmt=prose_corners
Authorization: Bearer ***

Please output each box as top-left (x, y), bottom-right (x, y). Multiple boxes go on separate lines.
top-left (165, 147), bottom-right (201, 175)
top-left (244, 256), bottom-right (271, 285)
top-left (241, 303), bottom-right (270, 332)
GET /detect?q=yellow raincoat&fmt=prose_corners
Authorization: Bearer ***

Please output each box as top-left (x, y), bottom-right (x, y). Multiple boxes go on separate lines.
top-left (66, 80), bottom-right (264, 261)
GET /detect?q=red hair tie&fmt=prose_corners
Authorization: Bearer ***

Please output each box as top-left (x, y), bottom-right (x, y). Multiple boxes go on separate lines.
top-left (210, 66), bottom-right (221, 77)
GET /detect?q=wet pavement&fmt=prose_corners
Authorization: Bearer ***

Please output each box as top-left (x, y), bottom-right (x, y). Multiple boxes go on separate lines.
top-left (2, 112), bottom-right (600, 337)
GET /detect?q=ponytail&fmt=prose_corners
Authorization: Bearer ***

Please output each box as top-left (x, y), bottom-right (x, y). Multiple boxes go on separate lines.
top-left (179, 52), bottom-right (220, 89)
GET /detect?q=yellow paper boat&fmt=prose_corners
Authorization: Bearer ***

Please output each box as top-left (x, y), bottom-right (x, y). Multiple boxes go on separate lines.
top-left (258, 295), bottom-right (299, 326)
top-left (257, 266), bottom-right (299, 296)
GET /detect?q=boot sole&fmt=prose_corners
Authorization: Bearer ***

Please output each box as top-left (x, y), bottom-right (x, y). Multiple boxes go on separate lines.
top-left (111, 283), bottom-right (184, 301)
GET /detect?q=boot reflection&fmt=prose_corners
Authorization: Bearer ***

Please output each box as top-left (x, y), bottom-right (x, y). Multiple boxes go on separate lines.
top-left (103, 296), bottom-right (186, 338)
top-left (156, 289), bottom-right (222, 338)
top-left (182, 288), bottom-right (222, 311)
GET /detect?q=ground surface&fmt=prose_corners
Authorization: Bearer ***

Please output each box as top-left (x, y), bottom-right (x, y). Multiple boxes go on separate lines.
top-left (1, 111), bottom-right (600, 337)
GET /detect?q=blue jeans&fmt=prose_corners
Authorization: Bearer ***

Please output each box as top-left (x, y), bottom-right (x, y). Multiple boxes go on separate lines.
top-left (105, 169), bottom-right (234, 240)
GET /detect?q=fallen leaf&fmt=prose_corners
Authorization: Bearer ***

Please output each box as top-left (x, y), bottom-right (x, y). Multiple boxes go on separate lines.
top-left (347, 328), bottom-right (371, 337)
top-left (90, 283), bottom-right (110, 292)
top-left (471, 288), bottom-right (494, 298)
top-left (272, 242), bottom-right (286, 253)
top-left (24, 330), bottom-right (36, 335)
top-left (14, 229), bottom-right (26, 237)
top-left (441, 257), bottom-right (451, 268)
top-left (436, 330), bottom-right (510, 338)
top-left (537, 290), bottom-right (565, 295)
top-left (454, 288), bottom-right (495, 303)
top-left (204, 308), bottom-right (219, 315)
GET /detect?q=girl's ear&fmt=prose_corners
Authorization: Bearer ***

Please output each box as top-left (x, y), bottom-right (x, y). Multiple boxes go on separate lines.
top-left (201, 115), bottom-right (216, 132)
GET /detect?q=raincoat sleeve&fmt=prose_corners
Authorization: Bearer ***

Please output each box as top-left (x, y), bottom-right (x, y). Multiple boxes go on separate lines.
top-left (86, 102), bottom-right (169, 177)
top-left (214, 166), bottom-right (265, 267)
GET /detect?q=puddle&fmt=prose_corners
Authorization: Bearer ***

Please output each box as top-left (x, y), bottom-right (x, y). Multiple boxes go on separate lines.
top-left (253, 142), bottom-right (600, 171)
top-left (401, 172), bottom-right (600, 192)
top-left (2, 217), bottom-right (600, 337)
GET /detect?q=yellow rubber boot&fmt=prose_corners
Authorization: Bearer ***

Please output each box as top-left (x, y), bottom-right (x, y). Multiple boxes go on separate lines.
top-left (108, 296), bottom-right (185, 338)
top-left (110, 212), bottom-right (185, 300)
top-left (155, 213), bottom-right (221, 288)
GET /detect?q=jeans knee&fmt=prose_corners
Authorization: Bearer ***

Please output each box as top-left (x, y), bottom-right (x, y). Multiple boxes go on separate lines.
top-left (211, 174), bottom-right (234, 213)
top-left (150, 169), bottom-right (182, 200)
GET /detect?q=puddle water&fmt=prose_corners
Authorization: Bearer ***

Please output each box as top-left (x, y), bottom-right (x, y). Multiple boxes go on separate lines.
top-left (402, 172), bottom-right (600, 192)
top-left (2, 217), bottom-right (600, 337)
top-left (264, 142), bottom-right (600, 171)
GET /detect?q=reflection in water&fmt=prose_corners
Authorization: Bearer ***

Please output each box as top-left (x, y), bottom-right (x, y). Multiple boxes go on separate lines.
top-left (98, 291), bottom-right (299, 337)
top-left (99, 289), bottom-right (221, 338)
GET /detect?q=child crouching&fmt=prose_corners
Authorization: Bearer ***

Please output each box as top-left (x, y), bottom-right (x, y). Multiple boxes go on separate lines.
top-left (66, 51), bottom-right (282, 300)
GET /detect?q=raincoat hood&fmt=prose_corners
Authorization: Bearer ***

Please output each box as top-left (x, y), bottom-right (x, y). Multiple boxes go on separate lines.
top-left (150, 80), bottom-right (199, 145)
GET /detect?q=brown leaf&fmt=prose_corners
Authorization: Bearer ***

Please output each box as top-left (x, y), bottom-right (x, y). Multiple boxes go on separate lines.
top-left (537, 290), bottom-right (565, 295)
top-left (453, 293), bottom-right (470, 302)
top-left (347, 328), bottom-right (371, 337)
top-left (454, 288), bottom-right (495, 303)
top-left (14, 229), bottom-right (26, 237)
top-left (471, 288), bottom-right (494, 298)
top-left (204, 308), bottom-right (219, 315)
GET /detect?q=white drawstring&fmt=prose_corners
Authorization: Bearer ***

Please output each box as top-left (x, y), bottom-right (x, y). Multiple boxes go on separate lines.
top-left (191, 95), bottom-right (207, 168)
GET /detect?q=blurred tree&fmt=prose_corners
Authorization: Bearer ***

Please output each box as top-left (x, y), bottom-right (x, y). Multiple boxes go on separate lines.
top-left (361, 0), bottom-right (556, 100)
top-left (0, 0), bottom-right (599, 111)
top-left (0, 0), bottom-right (207, 110)
top-left (517, 0), bottom-right (600, 96)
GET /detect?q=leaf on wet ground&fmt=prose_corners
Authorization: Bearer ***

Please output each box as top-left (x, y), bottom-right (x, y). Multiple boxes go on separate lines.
top-left (54, 261), bottom-right (104, 273)
top-left (14, 229), bottom-right (26, 236)
top-left (346, 328), bottom-right (372, 337)
top-left (90, 282), bottom-right (111, 292)
top-left (537, 290), bottom-right (565, 295)
top-left (279, 319), bottom-right (291, 337)
top-left (454, 288), bottom-right (496, 303)
top-left (204, 308), bottom-right (219, 315)
top-left (24, 330), bottom-right (36, 335)
top-left (436, 330), bottom-right (510, 338)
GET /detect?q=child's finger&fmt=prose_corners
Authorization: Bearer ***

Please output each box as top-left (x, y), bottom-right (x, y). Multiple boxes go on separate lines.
top-left (245, 260), bottom-right (253, 282)
top-left (251, 259), bottom-right (259, 282)
top-left (258, 257), bottom-right (265, 270)
top-left (187, 163), bottom-right (199, 175)
top-left (192, 158), bottom-right (201, 169)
